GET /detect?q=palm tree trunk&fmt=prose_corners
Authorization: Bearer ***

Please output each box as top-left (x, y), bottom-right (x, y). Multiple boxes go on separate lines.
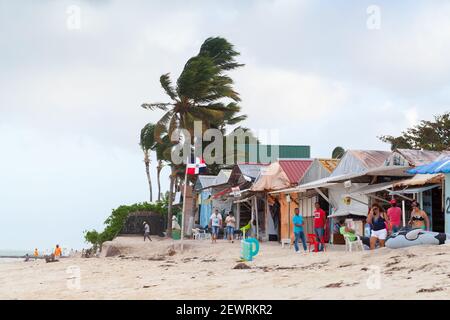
top-left (144, 151), bottom-right (153, 202)
top-left (166, 166), bottom-right (175, 238)
top-left (157, 160), bottom-right (163, 202)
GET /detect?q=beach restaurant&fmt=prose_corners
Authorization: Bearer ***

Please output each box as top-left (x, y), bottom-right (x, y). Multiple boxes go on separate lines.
top-left (268, 149), bottom-right (450, 244)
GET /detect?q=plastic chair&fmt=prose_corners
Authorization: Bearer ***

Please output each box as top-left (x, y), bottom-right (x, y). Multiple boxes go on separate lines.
top-left (344, 234), bottom-right (364, 252)
top-left (307, 234), bottom-right (320, 252)
top-left (281, 238), bottom-right (291, 249)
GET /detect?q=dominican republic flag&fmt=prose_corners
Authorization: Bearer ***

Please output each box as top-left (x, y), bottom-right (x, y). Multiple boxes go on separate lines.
top-left (186, 157), bottom-right (207, 175)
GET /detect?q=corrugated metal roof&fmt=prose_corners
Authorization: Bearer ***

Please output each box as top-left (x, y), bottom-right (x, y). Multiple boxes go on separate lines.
top-left (351, 150), bottom-right (391, 168)
top-left (194, 175), bottom-right (217, 191)
top-left (331, 150), bottom-right (391, 177)
top-left (278, 159), bottom-right (313, 184)
top-left (318, 159), bottom-right (340, 173)
top-left (237, 164), bottom-right (268, 179)
top-left (214, 169), bottom-right (232, 185)
top-left (396, 149), bottom-right (450, 166)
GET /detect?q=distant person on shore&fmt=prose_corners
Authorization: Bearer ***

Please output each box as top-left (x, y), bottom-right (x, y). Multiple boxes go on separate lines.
top-left (293, 208), bottom-right (307, 254)
top-left (367, 204), bottom-right (389, 250)
top-left (143, 221), bottom-right (152, 242)
top-left (34, 248), bottom-right (39, 260)
top-left (313, 202), bottom-right (327, 251)
top-left (387, 199), bottom-right (402, 233)
top-left (408, 200), bottom-right (430, 231)
top-left (225, 212), bottom-right (236, 243)
top-left (24, 254), bottom-right (30, 262)
top-left (209, 209), bottom-right (222, 243)
top-left (54, 245), bottom-right (62, 260)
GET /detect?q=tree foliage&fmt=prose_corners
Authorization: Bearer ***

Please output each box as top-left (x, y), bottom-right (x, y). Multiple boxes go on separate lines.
top-left (379, 112), bottom-right (450, 151)
top-left (83, 199), bottom-right (180, 247)
top-left (332, 146), bottom-right (345, 159)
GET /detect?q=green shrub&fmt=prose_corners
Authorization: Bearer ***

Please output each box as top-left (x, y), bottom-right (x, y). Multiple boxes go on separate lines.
top-left (84, 200), bottom-right (174, 247)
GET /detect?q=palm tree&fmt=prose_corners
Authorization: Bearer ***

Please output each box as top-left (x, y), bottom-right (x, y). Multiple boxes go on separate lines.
top-left (141, 37), bottom-right (245, 143)
top-left (140, 123), bottom-right (156, 202)
top-left (141, 37), bottom-right (246, 237)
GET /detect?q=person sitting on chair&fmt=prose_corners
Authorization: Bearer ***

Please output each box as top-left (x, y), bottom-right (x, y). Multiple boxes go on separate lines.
top-left (338, 218), bottom-right (357, 241)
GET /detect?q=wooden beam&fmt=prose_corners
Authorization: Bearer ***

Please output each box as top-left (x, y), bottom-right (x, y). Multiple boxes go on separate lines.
top-left (315, 188), bottom-right (330, 203)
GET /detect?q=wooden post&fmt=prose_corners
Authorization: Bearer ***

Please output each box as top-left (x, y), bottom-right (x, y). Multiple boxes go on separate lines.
top-left (236, 202), bottom-right (240, 229)
top-left (255, 196), bottom-right (259, 240)
top-left (265, 193), bottom-right (269, 241)
top-left (445, 174), bottom-right (450, 234)
top-left (180, 157), bottom-right (189, 252)
top-left (402, 200), bottom-right (406, 228)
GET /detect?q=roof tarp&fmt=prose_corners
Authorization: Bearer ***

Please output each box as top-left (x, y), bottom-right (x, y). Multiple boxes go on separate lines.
top-left (408, 157), bottom-right (450, 174)
top-left (251, 162), bottom-right (291, 192)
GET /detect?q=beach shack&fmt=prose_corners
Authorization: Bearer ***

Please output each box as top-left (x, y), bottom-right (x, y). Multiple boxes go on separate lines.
top-left (194, 175), bottom-right (217, 228)
top-left (228, 163), bottom-right (269, 237)
top-left (250, 159), bottom-right (313, 241)
top-left (271, 150), bottom-right (394, 244)
top-left (403, 156), bottom-right (450, 233)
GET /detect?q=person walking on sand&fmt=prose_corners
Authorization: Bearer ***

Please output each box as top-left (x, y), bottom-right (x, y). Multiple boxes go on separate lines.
top-left (209, 209), bottom-right (222, 243)
top-left (313, 202), bottom-right (327, 251)
top-left (143, 221), bottom-right (152, 242)
top-left (293, 208), bottom-right (307, 254)
top-left (387, 199), bottom-right (402, 233)
top-left (225, 212), bottom-right (236, 243)
top-left (367, 204), bottom-right (389, 250)
top-left (408, 200), bottom-right (430, 231)
top-left (34, 248), bottom-right (39, 260)
top-left (54, 244), bottom-right (62, 260)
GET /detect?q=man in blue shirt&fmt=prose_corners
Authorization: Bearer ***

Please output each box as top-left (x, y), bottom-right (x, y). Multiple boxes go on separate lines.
top-left (293, 208), bottom-right (307, 253)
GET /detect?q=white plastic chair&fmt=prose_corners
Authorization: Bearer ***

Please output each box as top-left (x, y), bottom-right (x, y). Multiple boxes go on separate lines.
top-left (344, 234), bottom-right (364, 252)
top-left (281, 238), bottom-right (291, 249)
top-left (192, 228), bottom-right (202, 240)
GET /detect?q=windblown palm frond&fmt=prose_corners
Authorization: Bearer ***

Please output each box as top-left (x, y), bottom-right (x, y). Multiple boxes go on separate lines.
top-left (160, 73), bottom-right (178, 101)
top-left (199, 37), bottom-right (244, 71)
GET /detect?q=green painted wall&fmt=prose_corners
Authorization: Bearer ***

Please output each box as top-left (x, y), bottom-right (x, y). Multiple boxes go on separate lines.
top-left (241, 144), bottom-right (310, 163)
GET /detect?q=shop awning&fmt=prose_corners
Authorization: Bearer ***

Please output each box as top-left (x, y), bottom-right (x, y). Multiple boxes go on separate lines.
top-left (393, 174), bottom-right (444, 187)
top-left (389, 184), bottom-right (441, 195)
top-left (328, 209), bottom-right (368, 218)
top-left (348, 181), bottom-right (397, 196)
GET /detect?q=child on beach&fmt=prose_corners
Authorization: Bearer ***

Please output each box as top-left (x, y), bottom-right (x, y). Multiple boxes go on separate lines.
top-left (209, 209), bottom-right (222, 243)
top-left (225, 212), bottom-right (236, 243)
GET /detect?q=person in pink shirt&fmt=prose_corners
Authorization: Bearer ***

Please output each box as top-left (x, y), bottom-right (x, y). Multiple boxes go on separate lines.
top-left (387, 199), bottom-right (402, 233)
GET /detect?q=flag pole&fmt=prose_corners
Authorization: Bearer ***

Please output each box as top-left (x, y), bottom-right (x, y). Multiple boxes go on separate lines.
top-left (180, 156), bottom-right (189, 252)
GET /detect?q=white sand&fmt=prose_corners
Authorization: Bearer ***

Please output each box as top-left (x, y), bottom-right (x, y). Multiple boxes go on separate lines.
top-left (1, 236), bottom-right (449, 300)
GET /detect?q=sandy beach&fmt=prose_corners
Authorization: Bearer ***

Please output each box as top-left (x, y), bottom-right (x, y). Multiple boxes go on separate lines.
top-left (0, 236), bottom-right (449, 300)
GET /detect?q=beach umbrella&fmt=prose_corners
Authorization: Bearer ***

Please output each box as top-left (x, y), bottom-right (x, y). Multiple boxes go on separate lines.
top-left (408, 157), bottom-right (450, 174)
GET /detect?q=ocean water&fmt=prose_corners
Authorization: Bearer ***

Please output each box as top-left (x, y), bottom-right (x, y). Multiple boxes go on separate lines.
top-left (0, 249), bottom-right (33, 263)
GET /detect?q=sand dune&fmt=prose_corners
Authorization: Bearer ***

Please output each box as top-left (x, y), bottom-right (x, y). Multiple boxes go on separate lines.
top-left (1, 236), bottom-right (449, 300)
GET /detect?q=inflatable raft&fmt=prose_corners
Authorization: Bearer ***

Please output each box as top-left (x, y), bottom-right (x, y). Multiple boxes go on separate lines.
top-left (385, 228), bottom-right (450, 249)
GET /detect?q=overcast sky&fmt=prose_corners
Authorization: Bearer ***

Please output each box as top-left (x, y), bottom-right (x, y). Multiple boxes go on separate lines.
top-left (1, 0), bottom-right (450, 250)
